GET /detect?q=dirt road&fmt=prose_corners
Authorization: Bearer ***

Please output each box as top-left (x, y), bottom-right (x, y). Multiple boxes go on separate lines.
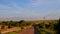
top-left (18, 26), bottom-right (34, 34)
top-left (18, 25), bottom-right (39, 34)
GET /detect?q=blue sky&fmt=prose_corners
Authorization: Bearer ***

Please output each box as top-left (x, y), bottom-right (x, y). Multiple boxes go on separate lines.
top-left (0, 0), bottom-right (60, 20)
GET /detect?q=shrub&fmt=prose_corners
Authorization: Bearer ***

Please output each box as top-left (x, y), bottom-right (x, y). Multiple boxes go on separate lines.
top-left (54, 18), bottom-right (60, 34)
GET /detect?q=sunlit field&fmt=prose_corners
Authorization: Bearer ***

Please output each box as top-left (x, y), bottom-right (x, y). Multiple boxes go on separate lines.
top-left (0, 19), bottom-right (60, 34)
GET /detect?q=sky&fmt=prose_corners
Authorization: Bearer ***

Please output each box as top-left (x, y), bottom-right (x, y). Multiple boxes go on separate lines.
top-left (0, 0), bottom-right (60, 20)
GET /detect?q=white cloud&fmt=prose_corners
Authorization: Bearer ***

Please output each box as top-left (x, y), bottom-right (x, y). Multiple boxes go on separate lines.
top-left (31, 0), bottom-right (60, 7)
top-left (0, 0), bottom-right (60, 20)
top-left (31, 0), bottom-right (44, 7)
top-left (0, 2), bottom-right (32, 17)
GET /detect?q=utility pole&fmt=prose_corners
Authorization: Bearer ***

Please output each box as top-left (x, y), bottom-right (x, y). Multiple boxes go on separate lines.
top-left (43, 16), bottom-right (45, 28)
top-left (43, 16), bottom-right (45, 23)
top-left (44, 16), bottom-right (45, 20)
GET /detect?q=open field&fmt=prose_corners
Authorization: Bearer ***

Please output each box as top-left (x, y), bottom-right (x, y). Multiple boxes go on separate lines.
top-left (0, 19), bottom-right (59, 34)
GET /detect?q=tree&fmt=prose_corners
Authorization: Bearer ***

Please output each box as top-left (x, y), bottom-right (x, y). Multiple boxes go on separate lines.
top-left (54, 18), bottom-right (60, 34)
top-left (45, 24), bottom-right (50, 29)
top-left (8, 20), bottom-right (14, 28)
top-left (2, 21), bottom-right (8, 26)
top-left (19, 20), bottom-right (24, 24)
top-left (18, 20), bottom-right (24, 26)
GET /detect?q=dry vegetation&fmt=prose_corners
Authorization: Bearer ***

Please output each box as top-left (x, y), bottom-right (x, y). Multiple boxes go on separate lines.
top-left (0, 19), bottom-right (60, 34)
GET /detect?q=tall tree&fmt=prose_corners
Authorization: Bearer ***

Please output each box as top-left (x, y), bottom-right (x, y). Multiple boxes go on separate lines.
top-left (54, 18), bottom-right (60, 34)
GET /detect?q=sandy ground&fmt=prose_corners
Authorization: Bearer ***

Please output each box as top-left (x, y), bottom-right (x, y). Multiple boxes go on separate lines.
top-left (18, 26), bottom-right (34, 34)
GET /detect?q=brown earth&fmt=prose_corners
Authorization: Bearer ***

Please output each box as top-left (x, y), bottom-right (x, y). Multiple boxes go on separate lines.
top-left (1, 27), bottom-right (20, 34)
top-left (18, 26), bottom-right (34, 34)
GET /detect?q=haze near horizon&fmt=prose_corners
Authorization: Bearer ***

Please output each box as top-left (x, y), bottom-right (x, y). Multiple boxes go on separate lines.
top-left (0, 0), bottom-right (60, 20)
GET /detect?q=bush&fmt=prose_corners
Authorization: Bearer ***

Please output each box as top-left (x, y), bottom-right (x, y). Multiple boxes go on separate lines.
top-left (2, 21), bottom-right (8, 26)
top-left (54, 18), bottom-right (60, 34)
top-left (45, 24), bottom-right (50, 29)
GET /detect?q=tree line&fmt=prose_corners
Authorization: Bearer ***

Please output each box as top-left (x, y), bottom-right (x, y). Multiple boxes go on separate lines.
top-left (34, 18), bottom-right (60, 34)
top-left (0, 20), bottom-right (31, 30)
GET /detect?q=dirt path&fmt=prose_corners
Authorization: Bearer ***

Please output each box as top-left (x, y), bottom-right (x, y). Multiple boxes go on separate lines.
top-left (1, 27), bottom-right (20, 34)
top-left (18, 26), bottom-right (34, 34)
